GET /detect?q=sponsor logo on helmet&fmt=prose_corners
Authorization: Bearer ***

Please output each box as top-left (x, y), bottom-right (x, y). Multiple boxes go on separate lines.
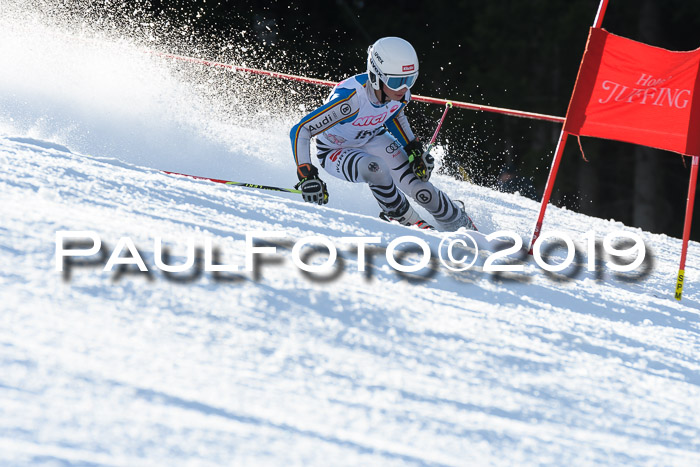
top-left (352, 112), bottom-right (387, 127)
top-left (373, 51), bottom-right (384, 64)
top-left (402, 64), bottom-right (415, 72)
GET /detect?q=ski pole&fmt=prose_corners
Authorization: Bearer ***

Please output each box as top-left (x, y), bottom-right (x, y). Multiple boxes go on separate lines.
top-left (163, 171), bottom-right (301, 194)
top-left (424, 101), bottom-right (453, 155)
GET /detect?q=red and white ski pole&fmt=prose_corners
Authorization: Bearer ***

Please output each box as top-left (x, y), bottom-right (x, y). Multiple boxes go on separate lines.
top-left (424, 101), bottom-right (453, 156)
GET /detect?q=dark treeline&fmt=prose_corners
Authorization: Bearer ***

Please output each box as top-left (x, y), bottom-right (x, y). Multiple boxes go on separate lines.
top-left (139, 0), bottom-right (700, 240)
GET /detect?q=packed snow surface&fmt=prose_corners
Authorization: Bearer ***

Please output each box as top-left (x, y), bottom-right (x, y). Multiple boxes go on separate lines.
top-left (1, 3), bottom-right (699, 466)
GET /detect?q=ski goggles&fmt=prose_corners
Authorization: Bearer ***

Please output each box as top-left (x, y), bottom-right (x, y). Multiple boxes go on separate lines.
top-left (382, 73), bottom-right (418, 91)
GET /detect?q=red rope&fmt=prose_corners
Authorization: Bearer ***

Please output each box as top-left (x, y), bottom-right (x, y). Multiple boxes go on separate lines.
top-left (150, 50), bottom-right (566, 124)
top-left (576, 135), bottom-right (589, 162)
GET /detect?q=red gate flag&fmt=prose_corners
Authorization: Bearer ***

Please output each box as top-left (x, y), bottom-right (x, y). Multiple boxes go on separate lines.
top-left (565, 28), bottom-right (700, 156)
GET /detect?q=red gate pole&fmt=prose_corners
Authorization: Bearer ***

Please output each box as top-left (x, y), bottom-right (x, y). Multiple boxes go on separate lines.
top-left (529, 131), bottom-right (570, 253)
top-left (676, 155), bottom-right (699, 300)
top-left (529, 0), bottom-right (610, 253)
top-left (593, 0), bottom-right (610, 30)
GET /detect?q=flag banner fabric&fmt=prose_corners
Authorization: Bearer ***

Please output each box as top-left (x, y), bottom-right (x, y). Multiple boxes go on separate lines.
top-left (565, 28), bottom-right (700, 156)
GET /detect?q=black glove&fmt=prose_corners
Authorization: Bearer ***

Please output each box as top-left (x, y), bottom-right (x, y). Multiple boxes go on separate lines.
top-left (405, 139), bottom-right (435, 182)
top-left (295, 163), bottom-right (329, 205)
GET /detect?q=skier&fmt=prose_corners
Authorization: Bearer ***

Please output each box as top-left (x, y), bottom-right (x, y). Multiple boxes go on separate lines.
top-left (289, 36), bottom-right (475, 231)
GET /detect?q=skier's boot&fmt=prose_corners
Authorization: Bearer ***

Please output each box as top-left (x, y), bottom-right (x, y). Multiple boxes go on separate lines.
top-left (380, 202), bottom-right (434, 230)
top-left (438, 200), bottom-right (477, 232)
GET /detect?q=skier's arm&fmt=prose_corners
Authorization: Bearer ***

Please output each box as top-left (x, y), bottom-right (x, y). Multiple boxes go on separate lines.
top-left (384, 107), bottom-right (416, 146)
top-left (386, 102), bottom-right (434, 182)
top-left (290, 87), bottom-right (359, 205)
top-left (289, 88), bottom-right (359, 172)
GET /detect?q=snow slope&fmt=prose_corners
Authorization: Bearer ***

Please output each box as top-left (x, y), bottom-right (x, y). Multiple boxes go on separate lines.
top-left (2, 3), bottom-right (700, 466)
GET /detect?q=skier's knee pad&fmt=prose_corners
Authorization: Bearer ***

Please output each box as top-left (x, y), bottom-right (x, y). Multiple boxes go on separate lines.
top-left (357, 156), bottom-right (392, 185)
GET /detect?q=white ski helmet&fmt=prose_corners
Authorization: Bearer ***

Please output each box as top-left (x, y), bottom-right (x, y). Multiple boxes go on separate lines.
top-left (367, 37), bottom-right (419, 91)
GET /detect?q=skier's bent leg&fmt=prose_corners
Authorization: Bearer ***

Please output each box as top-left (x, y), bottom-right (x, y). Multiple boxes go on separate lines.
top-left (356, 156), bottom-right (427, 225)
top-left (401, 176), bottom-right (474, 231)
top-left (318, 148), bottom-right (426, 226)
top-left (412, 182), bottom-right (460, 228)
